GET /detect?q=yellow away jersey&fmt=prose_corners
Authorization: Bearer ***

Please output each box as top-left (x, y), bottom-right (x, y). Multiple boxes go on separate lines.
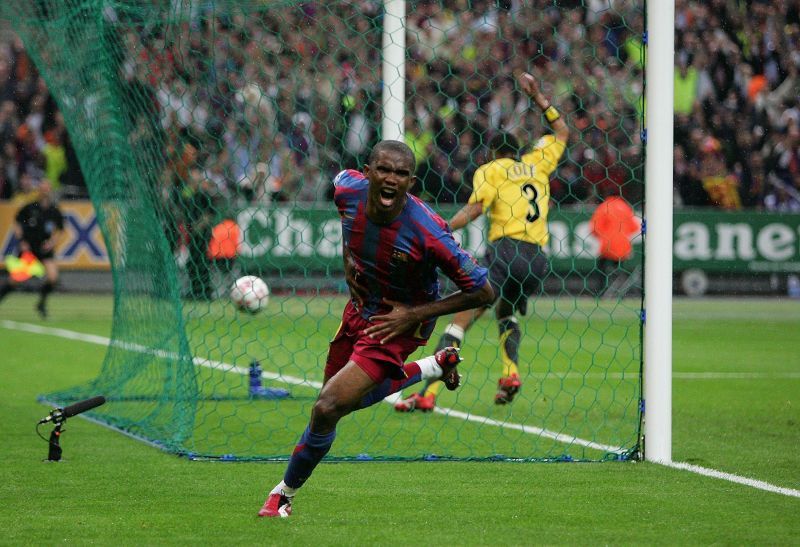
top-left (468, 134), bottom-right (567, 245)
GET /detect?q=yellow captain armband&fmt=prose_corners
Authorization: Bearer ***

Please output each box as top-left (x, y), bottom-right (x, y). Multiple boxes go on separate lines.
top-left (544, 105), bottom-right (561, 123)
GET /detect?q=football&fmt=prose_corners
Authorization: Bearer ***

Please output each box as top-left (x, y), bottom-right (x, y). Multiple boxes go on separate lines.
top-left (230, 275), bottom-right (269, 313)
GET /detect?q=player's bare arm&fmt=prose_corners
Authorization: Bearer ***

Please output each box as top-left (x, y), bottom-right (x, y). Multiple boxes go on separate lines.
top-left (516, 70), bottom-right (570, 143)
top-left (364, 280), bottom-right (494, 343)
top-left (448, 202), bottom-right (483, 231)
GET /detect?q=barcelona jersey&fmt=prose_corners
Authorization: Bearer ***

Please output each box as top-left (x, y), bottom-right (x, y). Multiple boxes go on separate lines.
top-left (333, 169), bottom-right (488, 339)
top-left (469, 134), bottom-right (566, 245)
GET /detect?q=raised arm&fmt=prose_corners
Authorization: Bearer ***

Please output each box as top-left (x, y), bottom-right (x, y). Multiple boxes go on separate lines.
top-left (516, 70), bottom-right (570, 143)
top-left (448, 202), bottom-right (483, 232)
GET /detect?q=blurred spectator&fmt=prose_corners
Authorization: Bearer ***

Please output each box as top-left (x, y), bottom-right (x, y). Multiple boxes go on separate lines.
top-left (42, 125), bottom-right (66, 192)
top-left (698, 136), bottom-right (742, 210)
top-left (674, 54), bottom-right (699, 116)
top-left (10, 172), bottom-right (39, 207)
top-left (182, 167), bottom-right (215, 300)
top-left (764, 179), bottom-right (800, 212)
top-left (674, 144), bottom-right (706, 207)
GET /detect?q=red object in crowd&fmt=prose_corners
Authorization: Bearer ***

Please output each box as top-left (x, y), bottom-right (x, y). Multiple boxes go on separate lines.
top-left (207, 219), bottom-right (240, 260)
top-left (747, 74), bottom-right (767, 101)
top-left (589, 196), bottom-right (640, 261)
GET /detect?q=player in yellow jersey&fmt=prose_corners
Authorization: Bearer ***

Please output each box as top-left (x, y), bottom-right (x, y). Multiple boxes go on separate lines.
top-left (395, 70), bottom-right (569, 411)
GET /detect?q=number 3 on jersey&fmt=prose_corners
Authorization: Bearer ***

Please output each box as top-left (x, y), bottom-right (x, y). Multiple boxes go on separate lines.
top-left (522, 183), bottom-right (540, 223)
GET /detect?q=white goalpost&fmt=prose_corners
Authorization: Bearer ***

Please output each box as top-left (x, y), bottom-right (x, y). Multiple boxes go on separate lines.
top-left (644, 0), bottom-right (675, 463)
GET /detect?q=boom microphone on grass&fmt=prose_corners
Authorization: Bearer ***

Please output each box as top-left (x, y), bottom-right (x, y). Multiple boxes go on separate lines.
top-left (38, 396), bottom-right (106, 425)
top-left (37, 396), bottom-right (106, 462)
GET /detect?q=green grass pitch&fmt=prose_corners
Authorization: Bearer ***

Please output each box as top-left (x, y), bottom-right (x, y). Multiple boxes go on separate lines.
top-left (0, 294), bottom-right (798, 544)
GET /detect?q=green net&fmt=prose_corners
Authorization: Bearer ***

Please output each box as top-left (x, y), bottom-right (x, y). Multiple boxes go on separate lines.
top-left (4, 0), bottom-right (645, 461)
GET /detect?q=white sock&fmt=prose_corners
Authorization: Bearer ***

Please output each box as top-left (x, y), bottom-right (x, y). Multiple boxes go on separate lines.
top-left (271, 480), bottom-right (297, 498)
top-left (417, 355), bottom-right (442, 380)
top-left (444, 323), bottom-right (465, 342)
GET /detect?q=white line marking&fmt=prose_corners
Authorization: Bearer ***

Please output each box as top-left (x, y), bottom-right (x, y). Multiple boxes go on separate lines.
top-left (5, 320), bottom-right (799, 497)
top-left (672, 372), bottom-right (800, 380)
top-left (0, 320), bottom-right (319, 389)
top-left (432, 406), bottom-right (619, 453)
top-left (662, 461), bottom-right (800, 498)
top-left (533, 372), bottom-right (800, 380)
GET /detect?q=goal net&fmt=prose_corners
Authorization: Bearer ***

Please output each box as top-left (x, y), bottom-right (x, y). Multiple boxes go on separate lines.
top-left (4, 0), bottom-right (645, 461)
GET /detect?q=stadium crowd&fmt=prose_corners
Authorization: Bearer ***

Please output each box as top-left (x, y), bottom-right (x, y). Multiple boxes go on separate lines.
top-left (0, 0), bottom-right (798, 211)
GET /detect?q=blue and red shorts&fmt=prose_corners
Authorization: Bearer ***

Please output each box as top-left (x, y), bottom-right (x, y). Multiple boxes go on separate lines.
top-left (325, 300), bottom-right (428, 384)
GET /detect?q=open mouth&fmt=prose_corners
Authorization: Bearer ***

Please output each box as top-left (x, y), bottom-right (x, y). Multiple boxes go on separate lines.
top-left (379, 187), bottom-right (397, 208)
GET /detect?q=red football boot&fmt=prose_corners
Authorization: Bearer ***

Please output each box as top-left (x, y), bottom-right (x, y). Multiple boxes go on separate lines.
top-left (494, 374), bottom-right (522, 405)
top-left (436, 346), bottom-right (462, 391)
top-left (258, 492), bottom-right (293, 518)
top-left (394, 393), bottom-right (436, 412)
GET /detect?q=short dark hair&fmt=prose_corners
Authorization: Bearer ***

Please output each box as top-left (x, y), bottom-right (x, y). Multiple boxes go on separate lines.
top-left (369, 140), bottom-right (416, 172)
top-left (488, 132), bottom-right (520, 157)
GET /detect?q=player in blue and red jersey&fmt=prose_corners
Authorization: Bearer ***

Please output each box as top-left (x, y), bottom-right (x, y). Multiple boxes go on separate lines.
top-left (259, 140), bottom-right (494, 518)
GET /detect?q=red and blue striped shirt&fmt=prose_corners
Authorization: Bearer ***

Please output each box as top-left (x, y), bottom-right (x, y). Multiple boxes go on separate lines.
top-left (333, 169), bottom-right (488, 339)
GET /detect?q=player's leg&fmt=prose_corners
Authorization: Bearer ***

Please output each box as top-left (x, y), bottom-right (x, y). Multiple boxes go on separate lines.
top-left (393, 309), bottom-right (483, 412)
top-left (360, 345), bottom-right (462, 409)
top-left (260, 360), bottom-right (378, 518)
top-left (495, 242), bottom-right (548, 405)
top-left (0, 278), bottom-right (17, 304)
top-left (494, 295), bottom-right (523, 404)
top-left (36, 259), bottom-right (58, 319)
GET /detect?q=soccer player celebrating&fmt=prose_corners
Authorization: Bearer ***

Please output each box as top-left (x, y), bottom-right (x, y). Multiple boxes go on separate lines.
top-left (258, 140), bottom-right (494, 518)
top-left (395, 70), bottom-right (570, 411)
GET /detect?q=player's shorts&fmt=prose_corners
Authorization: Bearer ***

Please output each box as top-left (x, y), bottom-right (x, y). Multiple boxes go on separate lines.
top-left (483, 237), bottom-right (548, 315)
top-left (325, 300), bottom-right (427, 384)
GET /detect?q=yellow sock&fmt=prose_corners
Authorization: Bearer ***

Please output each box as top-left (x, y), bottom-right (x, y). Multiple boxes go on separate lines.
top-left (499, 330), bottom-right (519, 378)
top-left (424, 380), bottom-right (444, 397)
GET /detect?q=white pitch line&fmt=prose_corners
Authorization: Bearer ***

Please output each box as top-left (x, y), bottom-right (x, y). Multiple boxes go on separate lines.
top-left (4, 319), bottom-right (799, 498)
top-left (0, 320), bottom-right (319, 389)
top-left (673, 372), bottom-right (800, 379)
top-left (394, 391), bottom-right (620, 452)
top-left (662, 461), bottom-right (800, 498)
top-left (432, 406), bottom-right (619, 453)
top-left (528, 372), bottom-right (800, 380)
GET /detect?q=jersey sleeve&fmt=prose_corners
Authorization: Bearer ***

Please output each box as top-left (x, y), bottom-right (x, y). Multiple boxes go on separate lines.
top-left (333, 169), bottom-right (362, 188)
top-left (467, 165), bottom-right (494, 213)
top-left (520, 134), bottom-right (566, 178)
top-left (427, 225), bottom-right (488, 294)
top-left (332, 169), bottom-right (366, 210)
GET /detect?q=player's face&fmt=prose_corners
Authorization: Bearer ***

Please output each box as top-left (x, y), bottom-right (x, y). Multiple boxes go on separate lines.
top-left (364, 149), bottom-right (415, 222)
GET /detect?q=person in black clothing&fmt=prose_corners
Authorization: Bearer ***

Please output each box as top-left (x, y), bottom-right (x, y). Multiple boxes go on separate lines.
top-left (0, 180), bottom-right (64, 317)
top-left (182, 167), bottom-right (215, 301)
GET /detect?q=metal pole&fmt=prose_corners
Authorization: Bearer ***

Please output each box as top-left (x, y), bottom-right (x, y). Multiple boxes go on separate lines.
top-left (644, 0), bottom-right (675, 463)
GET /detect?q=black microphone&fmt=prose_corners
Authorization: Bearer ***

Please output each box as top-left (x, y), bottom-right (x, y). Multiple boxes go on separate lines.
top-left (38, 396), bottom-right (106, 425)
